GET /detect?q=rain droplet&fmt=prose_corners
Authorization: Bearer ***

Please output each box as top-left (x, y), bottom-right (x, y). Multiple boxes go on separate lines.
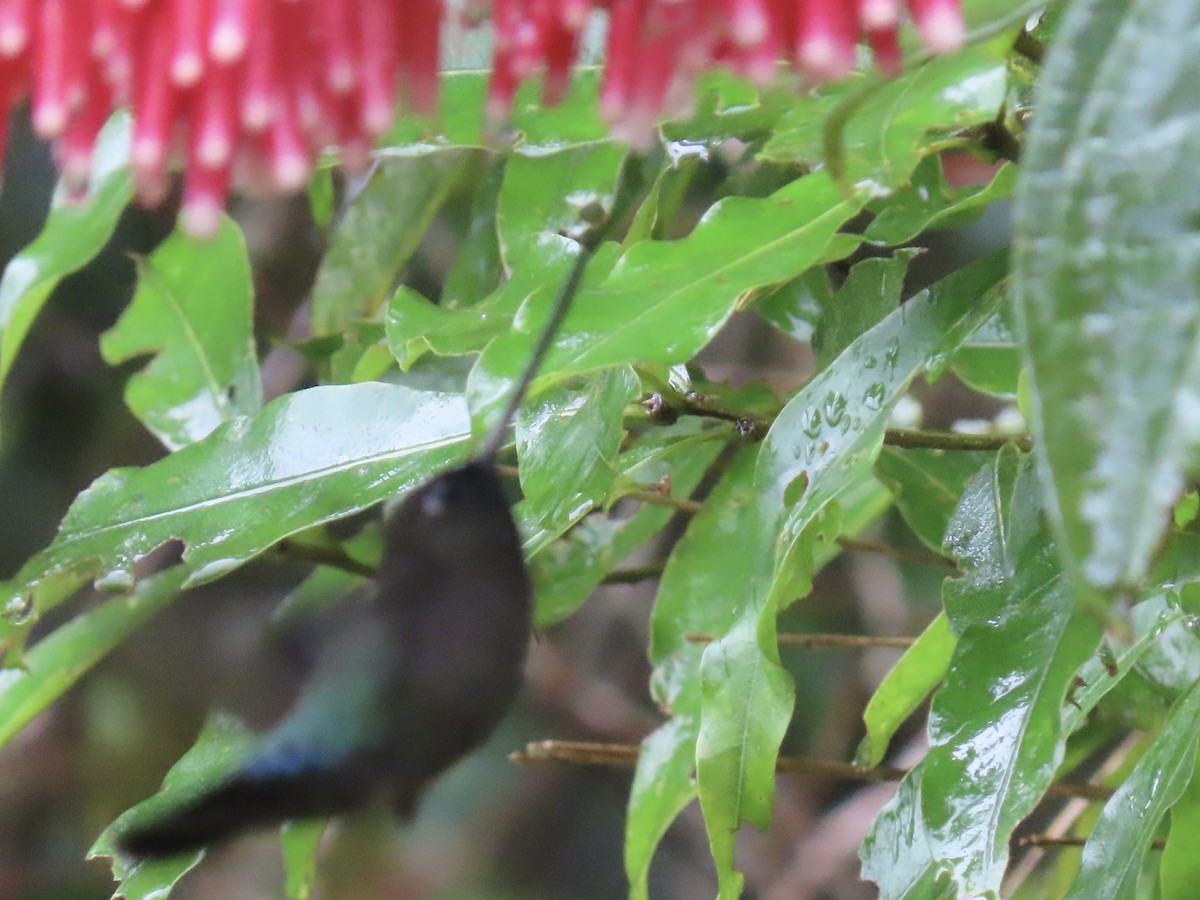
top-left (3, 594), bottom-right (33, 625)
top-left (802, 408), bottom-right (823, 440)
top-left (863, 383), bottom-right (886, 411)
top-left (823, 391), bottom-right (847, 428)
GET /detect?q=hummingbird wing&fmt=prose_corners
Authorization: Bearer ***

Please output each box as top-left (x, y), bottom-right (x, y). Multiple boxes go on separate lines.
top-left (117, 613), bottom-right (398, 858)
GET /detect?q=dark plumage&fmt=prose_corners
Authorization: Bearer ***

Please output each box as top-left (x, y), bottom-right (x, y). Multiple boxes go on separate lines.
top-left (118, 461), bottom-right (532, 857)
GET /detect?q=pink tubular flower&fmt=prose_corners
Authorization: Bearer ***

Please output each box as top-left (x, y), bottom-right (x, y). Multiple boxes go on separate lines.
top-left (0, 0), bottom-right (964, 238)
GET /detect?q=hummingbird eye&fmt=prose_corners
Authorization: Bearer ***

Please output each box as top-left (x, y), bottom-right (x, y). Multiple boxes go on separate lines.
top-left (419, 479), bottom-right (451, 517)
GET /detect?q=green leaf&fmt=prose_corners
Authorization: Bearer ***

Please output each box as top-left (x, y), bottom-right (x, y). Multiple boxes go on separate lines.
top-left (762, 45), bottom-right (1009, 188)
top-left (698, 616), bottom-right (793, 900)
top-left (468, 170), bottom-right (868, 429)
top-left (100, 216), bottom-right (262, 450)
top-left (387, 240), bottom-right (577, 370)
top-left (920, 448), bottom-right (1101, 895)
top-left (696, 252), bottom-right (1007, 892)
top-left (0, 112), bottom-right (133, 401)
top-left (626, 447), bottom-right (760, 899)
top-left (950, 306), bottom-right (1020, 397)
top-left (1161, 753), bottom-right (1200, 900)
top-left (875, 447), bottom-right (994, 551)
top-left (92, 713), bottom-right (258, 896)
top-left (1012, 0), bottom-right (1200, 593)
top-left (0, 568), bottom-right (184, 748)
top-left (516, 367), bottom-right (639, 532)
top-left (755, 268), bottom-right (833, 344)
top-left (860, 764), bottom-right (950, 900)
top-left (815, 250), bottom-right (918, 370)
top-left (441, 157), bottom-right (505, 307)
top-left (310, 149), bottom-right (479, 338)
top-left (864, 160), bottom-right (1018, 246)
top-left (1066, 678), bottom-right (1200, 899)
top-left (529, 434), bottom-right (720, 627)
top-left (758, 251), bottom-right (1008, 612)
top-left (498, 142), bottom-right (626, 269)
top-left (0, 384), bottom-right (471, 638)
top-left (281, 820), bottom-right (326, 900)
top-left (856, 612), bottom-right (956, 769)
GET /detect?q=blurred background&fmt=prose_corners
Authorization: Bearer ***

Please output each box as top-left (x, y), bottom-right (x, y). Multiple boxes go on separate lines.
top-left (0, 100), bottom-right (1012, 899)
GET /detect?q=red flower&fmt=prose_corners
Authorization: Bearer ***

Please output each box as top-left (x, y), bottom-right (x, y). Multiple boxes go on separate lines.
top-left (0, 0), bottom-right (963, 238)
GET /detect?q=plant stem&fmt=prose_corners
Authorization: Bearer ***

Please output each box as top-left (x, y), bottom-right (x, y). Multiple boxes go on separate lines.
top-left (683, 632), bottom-right (915, 650)
top-left (511, 740), bottom-right (1113, 801)
top-left (275, 540), bottom-right (375, 579)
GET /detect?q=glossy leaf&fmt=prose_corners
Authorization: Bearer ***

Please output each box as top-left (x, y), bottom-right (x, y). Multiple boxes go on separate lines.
top-left (0, 113), bottom-right (133, 399)
top-left (864, 160), bottom-right (1018, 246)
top-left (758, 251), bottom-right (1008, 611)
top-left (0, 384), bottom-right (471, 638)
top-left (387, 241), bottom-right (575, 370)
top-left (441, 157), bottom-right (506, 307)
top-left (856, 612), bottom-right (956, 769)
top-left (517, 367), bottom-right (639, 533)
top-left (0, 568), bottom-right (185, 749)
top-left (497, 142), bottom-right (625, 269)
top-left (762, 45), bottom-right (1009, 188)
top-left (1161, 753), bottom-right (1200, 900)
top-left (860, 765), bottom-right (950, 900)
top-left (950, 306), bottom-right (1020, 397)
top-left (875, 447), bottom-right (994, 551)
top-left (920, 449), bottom-right (1100, 895)
top-left (1066, 678), bottom-right (1200, 899)
top-left (468, 170), bottom-right (868, 429)
top-left (626, 448), bottom-right (760, 900)
top-left (1013, 0), bottom-right (1200, 593)
top-left (310, 150), bottom-right (479, 338)
top-left (815, 250), bottom-right (917, 370)
top-left (529, 435), bottom-right (720, 627)
top-left (100, 216), bottom-right (262, 450)
top-left (93, 713), bottom-right (258, 896)
top-left (697, 252), bottom-right (1008, 892)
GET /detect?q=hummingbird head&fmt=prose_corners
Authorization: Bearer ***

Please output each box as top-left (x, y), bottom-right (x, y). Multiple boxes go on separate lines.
top-left (381, 460), bottom-right (523, 574)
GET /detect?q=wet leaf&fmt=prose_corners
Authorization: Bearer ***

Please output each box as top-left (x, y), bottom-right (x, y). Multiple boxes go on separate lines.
top-left (1013, 0), bottom-right (1200, 593)
top-left (875, 447), bottom-right (994, 551)
top-left (697, 252), bottom-right (1008, 892)
top-left (815, 250), bottom-right (918, 370)
top-left (1066, 678), bottom-right (1200, 899)
top-left (468, 170), bottom-right (867, 430)
top-left (626, 448), bottom-right (759, 900)
top-left (919, 449), bottom-right (1101, 895)
top-left (517, 367), bottom-right (639, 533)
top-left (0, 384), bottom-right (471, 641)
top-left (856, 612), bottom-right (956, 769)
top-left (0, 113), bottom-right (133, 400)
top-left (100, 216), bottom-right (262, 450)
top-left (529, 434), bottom-right (720, 627)
top-left (762, 45), bottom-right (1009, 188)
top-left (864, 160), bottom-right (1018, 246)
top-left (310, 150), bottom-right (479, 339)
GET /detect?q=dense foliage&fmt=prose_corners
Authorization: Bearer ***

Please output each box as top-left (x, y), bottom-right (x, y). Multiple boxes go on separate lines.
top-left (1, 0), bottom-right (1198, 897)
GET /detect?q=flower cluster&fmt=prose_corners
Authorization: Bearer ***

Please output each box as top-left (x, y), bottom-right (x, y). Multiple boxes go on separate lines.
top-left (0, 0), bottom-right (964, 237)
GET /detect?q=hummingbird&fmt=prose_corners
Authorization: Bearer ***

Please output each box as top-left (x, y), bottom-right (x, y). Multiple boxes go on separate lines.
top-left (117, 459), bottom-right (532, 857)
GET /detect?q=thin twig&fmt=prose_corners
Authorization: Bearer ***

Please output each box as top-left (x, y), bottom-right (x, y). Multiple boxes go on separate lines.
top-left (1015, 835), bottom-right (1165, 851)
top-left (883, 428), bottom-right (1033, 453)
top-left (511, 740), bottom-right (1115, 802)
top-left (683, 632), bottom-right (916, 650)
top-left (663, 393), bottom-right (1032, 454)
top-left (626, 490), bottom-right (704, 514)
top-left (837, 536), bottom-right (959, 571)
top-left (602, 563), bottom-right (666, 584)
